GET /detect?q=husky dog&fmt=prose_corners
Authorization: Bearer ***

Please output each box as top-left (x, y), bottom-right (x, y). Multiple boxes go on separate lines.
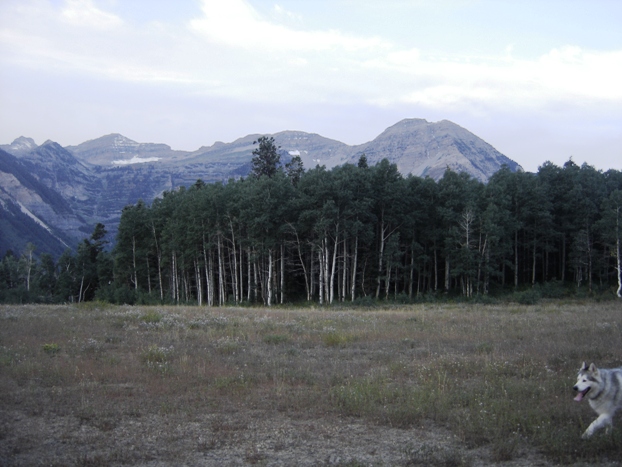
top-left (573, 362), bottom-right (622, 438)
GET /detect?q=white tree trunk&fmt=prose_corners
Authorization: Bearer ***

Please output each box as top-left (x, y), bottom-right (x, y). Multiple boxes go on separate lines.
top-left (329, 231), bottom-right (338, 304)
top-left (267, 248), bottom-right (273, 306)
top-left (195, 259), bottom-right (202, 306)
top-left (318, 248), bottom-right (324, 305)
top-left (217, 235), bottom-right (225, 305)
top-left (132, 236), bottom-right (138, 290)
top-left (280, 243), bottom-right (285, 304)
top-left (351, 235), bottom-right (358, 301)
top-left (616, 207), bottom-right (622, 298)
top-left (153, 224), bottom-right (164, 301)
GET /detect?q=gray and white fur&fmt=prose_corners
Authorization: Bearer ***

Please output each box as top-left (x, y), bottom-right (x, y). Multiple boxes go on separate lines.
top-left (573, 362), bottom-right (622, 438)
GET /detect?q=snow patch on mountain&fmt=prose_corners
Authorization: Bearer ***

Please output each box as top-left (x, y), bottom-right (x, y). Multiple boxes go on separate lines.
top-left (112, 156), bottom-right (161, 165)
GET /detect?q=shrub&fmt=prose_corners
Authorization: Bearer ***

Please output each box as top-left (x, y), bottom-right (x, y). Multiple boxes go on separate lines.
top-left (323, 331), bottom-right (357, 347)
top-left (113, 285), bottom-right (137, 305)
top-left (141, 310), bottom-right (162, 324)
top-left (539, 280), bottom-right (568, 299)
top-left (42, 343), bottom-right (60, 355)
top-left (140, 344), bottom-right (173, 373)
top-left (511, 288), bottom-right (541, 305)
top-left (263, 334), bottom-right (289, 345)
top-left (351, 296), bottom-right (377, 308)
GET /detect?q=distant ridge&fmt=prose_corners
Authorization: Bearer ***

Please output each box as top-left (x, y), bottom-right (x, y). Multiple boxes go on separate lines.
top-left (58, 118), bottom-right (522, 182)
top-left (346, 119), bottom-right (521, 182)
top-left (0, 118), bottom-right (522, 257)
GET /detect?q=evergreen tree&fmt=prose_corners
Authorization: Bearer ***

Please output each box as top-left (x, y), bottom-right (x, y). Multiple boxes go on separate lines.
top-left (357, 154), bottom-right (368, 169)
top-left (35, 253), bottom-right (56, 301)
top-left (250, 136), bottom-right (281, 179)
top-left (285, 155), bottom-right (304, 186)
top-left (85, 158), bottom-right (622, 305)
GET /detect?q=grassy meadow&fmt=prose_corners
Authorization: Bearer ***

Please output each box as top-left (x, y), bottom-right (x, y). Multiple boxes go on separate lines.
top-left (1, 300), bottom-right (622, 465)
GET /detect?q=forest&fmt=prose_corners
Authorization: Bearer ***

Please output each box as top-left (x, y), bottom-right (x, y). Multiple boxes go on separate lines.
top-left (1, 136), bottom-right (622, 305)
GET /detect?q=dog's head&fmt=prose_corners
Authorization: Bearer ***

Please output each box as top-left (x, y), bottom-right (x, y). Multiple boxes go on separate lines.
top-left (573, 362), bottom-right (600, 402)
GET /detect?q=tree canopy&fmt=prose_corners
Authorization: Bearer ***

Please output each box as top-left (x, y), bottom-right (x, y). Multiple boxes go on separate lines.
top-left (250, 136), bottom-right (281, 179)
top-left (2, 158), bottom-right (622, 305)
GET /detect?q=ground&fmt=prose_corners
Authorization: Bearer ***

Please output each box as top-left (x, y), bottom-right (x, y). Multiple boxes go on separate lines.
top-left (4, 407), bottom-right (553, 466)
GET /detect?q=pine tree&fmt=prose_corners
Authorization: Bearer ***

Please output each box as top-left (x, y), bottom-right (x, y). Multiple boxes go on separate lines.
top-left (250, 136), bottom-right (281, 179)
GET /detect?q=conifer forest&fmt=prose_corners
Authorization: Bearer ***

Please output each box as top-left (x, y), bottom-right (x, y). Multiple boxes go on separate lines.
top-left (2, 140), bottom-right (622, 305)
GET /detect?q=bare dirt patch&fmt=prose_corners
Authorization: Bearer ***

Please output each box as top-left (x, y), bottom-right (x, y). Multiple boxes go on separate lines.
top-left (3, 408), bottom-right (547, 466)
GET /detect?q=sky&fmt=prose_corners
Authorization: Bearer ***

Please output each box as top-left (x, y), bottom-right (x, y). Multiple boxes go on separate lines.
top-left (0, 0), bottom-right (621, 173)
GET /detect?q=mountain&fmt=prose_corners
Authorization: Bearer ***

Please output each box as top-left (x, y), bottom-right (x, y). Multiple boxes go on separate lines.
top-left (0, 136), bottom-right (38, 156)
top-left (67, 133), bottom-right (188, 166)
top-left (1, 119), bottom-right (522, 257)
top-left (0, 149), bottom-right (75, 258)
top-left (62, 119), bottom-right (521, 183)
top-left (346, 119), bottom-right (521, 182)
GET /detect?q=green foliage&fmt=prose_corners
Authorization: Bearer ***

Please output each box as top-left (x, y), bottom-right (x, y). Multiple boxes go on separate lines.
top-left (323, 331), bottom-right (357, 347)
top-left (285, 155), bottom-right (304, 186)
top-left (511, 288), bottom-right (542, 305)
top-left (262, 334), bottom-right (289, 345)
top-left (42, 343), bottom-right (60, 355)
top-left (3, 159), bottom-right (622, 306)
top-left (141, 310), bottom-right (162, 323)
top-left (350, 296), bottom-right (377, 308)
top-left (140, 344), bottom-right (173, 374)
top-left (250, 136), bottom-right (281, 179)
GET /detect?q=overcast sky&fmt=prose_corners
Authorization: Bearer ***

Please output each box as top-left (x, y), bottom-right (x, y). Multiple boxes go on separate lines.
top-left (1, 0), bottom-right (621, 173)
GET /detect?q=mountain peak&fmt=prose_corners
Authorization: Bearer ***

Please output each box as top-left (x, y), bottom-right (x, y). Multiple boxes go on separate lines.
top-left (79, 133), bottom-right (139, 147)
top-left (352, 118), bottom-right (521, 182)
top-left (10, 136), bottom-right (37, 149)
top-left (3, 118), bottom-right (522, 181)
top-left (0, 136), bottom-right (39, 156)
top-left (396, 118), bottom-right (430, 126)
top-left (67, 133), bottom-right (178, 166)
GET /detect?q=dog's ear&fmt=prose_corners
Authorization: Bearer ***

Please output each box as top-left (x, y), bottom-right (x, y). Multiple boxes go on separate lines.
top-left (581, 361), bottom-right (588, 371)
top-left (588, 363), bottom-right (598, 373)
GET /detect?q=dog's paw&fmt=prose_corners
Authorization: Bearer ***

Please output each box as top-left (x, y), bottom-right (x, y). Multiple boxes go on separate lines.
top-left (581, 430), bottom-right (592, 439)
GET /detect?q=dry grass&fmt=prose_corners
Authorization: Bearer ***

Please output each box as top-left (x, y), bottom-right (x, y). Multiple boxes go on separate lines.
top-left (1, 300), bottom-right (622, 466)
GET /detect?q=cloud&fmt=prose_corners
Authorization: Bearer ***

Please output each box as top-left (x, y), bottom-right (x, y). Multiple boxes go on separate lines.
top-left (535, 46), bottom-right (622, 101)
top-left (1, 0), bottom-right (621, 118)
top-left (362, 46), bottom-right (622, 115)
top-left (61, 0), bottom-right (122, 30)
top-left (272, 4), bottom-right (303, 23)
top-left (189, 0), bottom-right (390, 53)
top-left (183, 0), bottom-right (622, 115)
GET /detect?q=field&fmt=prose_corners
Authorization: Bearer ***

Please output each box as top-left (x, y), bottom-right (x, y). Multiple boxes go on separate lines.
top-left (1, 301), bottom-right (622, 466)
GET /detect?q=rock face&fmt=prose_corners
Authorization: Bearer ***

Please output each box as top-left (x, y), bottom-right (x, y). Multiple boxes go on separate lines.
top-left (0, 149), bottom-right (76, 257)
top-left (0, 136), bottom-right (38, 156)
top-left (0, 119), bottom-right (522, 257)
top-left (346, 119), bottom-right (521, 182)
top-left (67, 134), bottom-right (187, 166)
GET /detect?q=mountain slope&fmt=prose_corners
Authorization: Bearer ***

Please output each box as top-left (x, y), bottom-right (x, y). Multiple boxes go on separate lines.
top-left (0, 149), bottom-right (74, 258)
top-left (67, 134), bottom-right (189, 166)
top-left (62, 119), bottom-right (521, 183)
top-left (0, 136), bottom-right (38, 157)
top-left (1, 118), bottom-right (522, 257)
top-left (347, 119), bottom-right (521, 182)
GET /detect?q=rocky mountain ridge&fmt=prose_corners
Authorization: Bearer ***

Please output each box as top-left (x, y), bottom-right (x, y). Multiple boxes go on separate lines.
top-left (0, 118), bottom-right (522, 258)
top-left (57, 119), bottom-right (520, 182)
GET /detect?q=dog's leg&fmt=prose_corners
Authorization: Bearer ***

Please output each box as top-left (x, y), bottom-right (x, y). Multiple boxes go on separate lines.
top-left (582, 414), bottom-right (613, 439)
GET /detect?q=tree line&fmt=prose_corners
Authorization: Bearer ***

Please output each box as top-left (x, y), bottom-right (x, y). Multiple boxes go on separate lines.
top-left (2, 138), bottom-right (621, 305)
